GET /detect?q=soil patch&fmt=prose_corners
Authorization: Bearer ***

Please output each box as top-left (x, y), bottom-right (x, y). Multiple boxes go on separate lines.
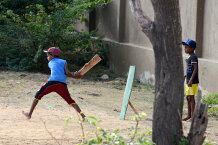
top-left (0, 71), bottom-right (217, 144)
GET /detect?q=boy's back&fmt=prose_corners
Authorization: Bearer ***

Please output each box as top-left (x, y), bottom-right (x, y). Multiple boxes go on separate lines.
top-left (48, 58), bottom-right (66, 83)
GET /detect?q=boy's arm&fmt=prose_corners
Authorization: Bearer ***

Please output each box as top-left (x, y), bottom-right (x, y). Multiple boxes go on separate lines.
top-left (64, 62), bottom-right (82, 79)
top-left (188, 63), bottom-right (198, 87)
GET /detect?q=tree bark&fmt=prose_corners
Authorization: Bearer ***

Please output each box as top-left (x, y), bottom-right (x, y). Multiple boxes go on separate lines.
top-left (188, 90), bottom-right (208, 145)
top-left (129, 0), bottom-right (184, 144)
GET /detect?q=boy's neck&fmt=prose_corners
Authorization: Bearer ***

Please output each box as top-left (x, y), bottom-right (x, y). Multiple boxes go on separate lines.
top-left (189, 52), bottom-right (195, 55)
top-left (48, 57), bottom-right (55, 62)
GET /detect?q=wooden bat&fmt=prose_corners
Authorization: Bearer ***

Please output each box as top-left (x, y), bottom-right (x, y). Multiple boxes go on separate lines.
top-left (79, 54), bottom-right (102, 76)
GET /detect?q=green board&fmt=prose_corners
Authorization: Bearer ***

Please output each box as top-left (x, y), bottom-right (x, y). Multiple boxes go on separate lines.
top-left (120, 66), bottom-right (136, 120)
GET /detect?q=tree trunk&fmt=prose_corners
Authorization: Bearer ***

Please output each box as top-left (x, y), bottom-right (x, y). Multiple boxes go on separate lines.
top-left (188, 90), bottom-right (208, 145)
top-left (151, 1), bottom-right (184, 144)
top-left (129, 0), bottom-right (184, 144)
top-left (152, 30), bottom-right (184, 145)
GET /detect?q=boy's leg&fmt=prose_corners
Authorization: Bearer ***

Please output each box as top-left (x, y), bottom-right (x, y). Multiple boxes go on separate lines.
top-left (22, 99), bottom-right (38, 119)
top-left (22, 81), bottom-right (55, 119)
top-left (55, 84), bottom-right (86, 120)
top-left (190, 95), bottom-right (195, 117)
top-left (190, 84), bottom-right (198, 117)
top-left (183, 95), bottom-right (192, 121)
top-left (71, 103), bottom-right (86, 120)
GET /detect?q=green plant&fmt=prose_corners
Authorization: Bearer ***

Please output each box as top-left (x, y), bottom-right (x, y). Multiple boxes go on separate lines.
top-left (66, 113), bottom-right (155, 144)
top-left (0, 0), bottom-right (113, 71)
top-left (202, 92), bottom-right (218, 105)
top-left (82, 116), bottom-right (126, 144)
top-left (177, 136), bottom-right (190, 145)
top-left (207, 106), bottom-right (218, 117)
top-left (202, 92), bottom-right (218, 117)
top-left (129, 112), bottom-right (154, 144)
top-left (204, 139), bottom-right (217, 145)
top-left (0, 23), bottom-right (37, 70)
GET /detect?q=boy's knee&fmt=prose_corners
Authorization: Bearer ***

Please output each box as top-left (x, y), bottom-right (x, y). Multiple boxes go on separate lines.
top-left (187, 95), bottom-right (195, 101)
top-left (186, 95), bottom-right (191, 101)
top-left (35, 98), bottom-right (40, 101)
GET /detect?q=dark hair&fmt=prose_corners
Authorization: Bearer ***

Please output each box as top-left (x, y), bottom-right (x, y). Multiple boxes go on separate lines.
top-left (48, 52), bottom-right (59, 57)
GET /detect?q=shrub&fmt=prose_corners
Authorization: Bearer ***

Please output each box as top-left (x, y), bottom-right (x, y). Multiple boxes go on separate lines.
top-left (65, 113), bottom-right (155, 145)
top-left (0, 0), bottom-right (113, 71)
top-left (202, 92), bottom-right (218, 117)
top-left (0, 23), bottom-right (37, 70)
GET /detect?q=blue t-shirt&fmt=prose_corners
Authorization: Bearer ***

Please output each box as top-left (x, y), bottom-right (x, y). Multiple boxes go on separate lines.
top-left (48, 58), bottom-right (66, 83)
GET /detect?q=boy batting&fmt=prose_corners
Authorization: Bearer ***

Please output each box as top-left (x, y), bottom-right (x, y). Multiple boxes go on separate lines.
top-left (22, 47), bottom-right (86, 120)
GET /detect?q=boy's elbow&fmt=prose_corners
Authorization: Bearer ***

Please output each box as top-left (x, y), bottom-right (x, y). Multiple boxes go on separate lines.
top-left (65, 71), bottom-right (71, 77)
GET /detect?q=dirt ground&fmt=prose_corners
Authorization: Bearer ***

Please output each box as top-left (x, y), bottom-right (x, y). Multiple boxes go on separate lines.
top-left (0, 71), bottom-right (217, 145)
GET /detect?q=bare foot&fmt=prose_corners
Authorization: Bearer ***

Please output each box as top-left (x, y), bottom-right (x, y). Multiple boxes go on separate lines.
top-left (22, 111), bottom-right (31, 119)
top-left (187, 118), bottom-right (193, 122)
top-left (183, 116), bottom-right (191, 121)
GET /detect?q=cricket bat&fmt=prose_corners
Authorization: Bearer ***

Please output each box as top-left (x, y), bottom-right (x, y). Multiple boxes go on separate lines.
top-left (79, 54), bottom-right (102, 76)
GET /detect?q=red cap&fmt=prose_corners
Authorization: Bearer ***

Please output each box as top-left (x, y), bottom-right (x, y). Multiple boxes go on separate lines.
top-left (44, 47), bottom-right (61, 56)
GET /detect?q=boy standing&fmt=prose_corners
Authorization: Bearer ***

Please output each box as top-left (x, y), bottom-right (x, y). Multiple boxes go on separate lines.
top-left (182, 39), bottom-right (199, 121)
top-left (22, 47), bottom-right (86, 120)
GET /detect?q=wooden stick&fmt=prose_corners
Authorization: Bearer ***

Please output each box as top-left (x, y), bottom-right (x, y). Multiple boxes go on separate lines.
top-left (79, 54), bottom-right (102, 76)
top-left (128, 101), bottom-right (139, 115)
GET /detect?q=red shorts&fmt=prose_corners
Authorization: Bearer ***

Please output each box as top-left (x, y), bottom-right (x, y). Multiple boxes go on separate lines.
top-left (35, 81), bottom-right (76, 105)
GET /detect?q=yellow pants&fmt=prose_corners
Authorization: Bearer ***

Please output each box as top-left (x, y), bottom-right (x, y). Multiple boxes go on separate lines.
top-left (186, 84), bottom-right (198, 96)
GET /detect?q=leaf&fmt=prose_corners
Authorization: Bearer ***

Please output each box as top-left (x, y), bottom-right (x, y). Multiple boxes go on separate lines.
top-left (65, 116), bottom-right (73, 127)
top-left (141, 112), bottom-right (147, 117)
top-left (80, 16), bottom-right (86, 22)
top-left (87, 115), bottom-right (98, 121)
top-left (98, 120), bottom-right (103, 123)
top-left (131, 116), bottom-right (136, 121)
top-left (88, 120), bottom-right (96, 126)
top-left (113, 129), bottom-right (120, 134)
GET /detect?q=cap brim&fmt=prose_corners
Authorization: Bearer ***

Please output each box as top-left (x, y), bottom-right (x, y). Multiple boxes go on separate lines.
top-left (43, 50), bottom-right (48, 53)
top-left (182, 42), bottom-right (187, 45)
top-left (181, 42), bottom-right (196, 49)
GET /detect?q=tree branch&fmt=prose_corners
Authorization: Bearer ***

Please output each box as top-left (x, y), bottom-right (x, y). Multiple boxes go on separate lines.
top-left (129, 0), bottom-right (154, 38)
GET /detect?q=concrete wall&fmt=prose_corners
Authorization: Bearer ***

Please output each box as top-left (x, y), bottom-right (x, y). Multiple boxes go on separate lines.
top-left (109, 44), bottom-right (155, 85)
top-left (95, 0), bottom-right (155, 85)
top-left (199, 0), bottom-right (218, 93)
top-left (202, 0), bottom-right (218, 60)
top-left (96, 1), bottom-right (120, 41)
top-left (123, 0), bottom-right (153, 46)
top-left (180, 0), bottom-right (197, 41)
top-left (86, 0), bottom-right (218, 93)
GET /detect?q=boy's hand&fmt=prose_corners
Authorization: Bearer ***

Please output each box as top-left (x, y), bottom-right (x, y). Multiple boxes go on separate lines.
top-left (184, 75), bottom-right (186, 82)
top-left (79, 55), bottom-right (102, 76)
top-left (188, 80), bottom-right (193, 87)
top-left (84, 62), bottom-right (89, 67)
top-left (73, 71), bottom-right (82, 79)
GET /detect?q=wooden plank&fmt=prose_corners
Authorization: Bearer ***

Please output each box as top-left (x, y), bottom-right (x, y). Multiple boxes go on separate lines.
top-left (120, 66), bottom-right (136, 120)
top-left (79, 54), bottom-right (102, 76)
